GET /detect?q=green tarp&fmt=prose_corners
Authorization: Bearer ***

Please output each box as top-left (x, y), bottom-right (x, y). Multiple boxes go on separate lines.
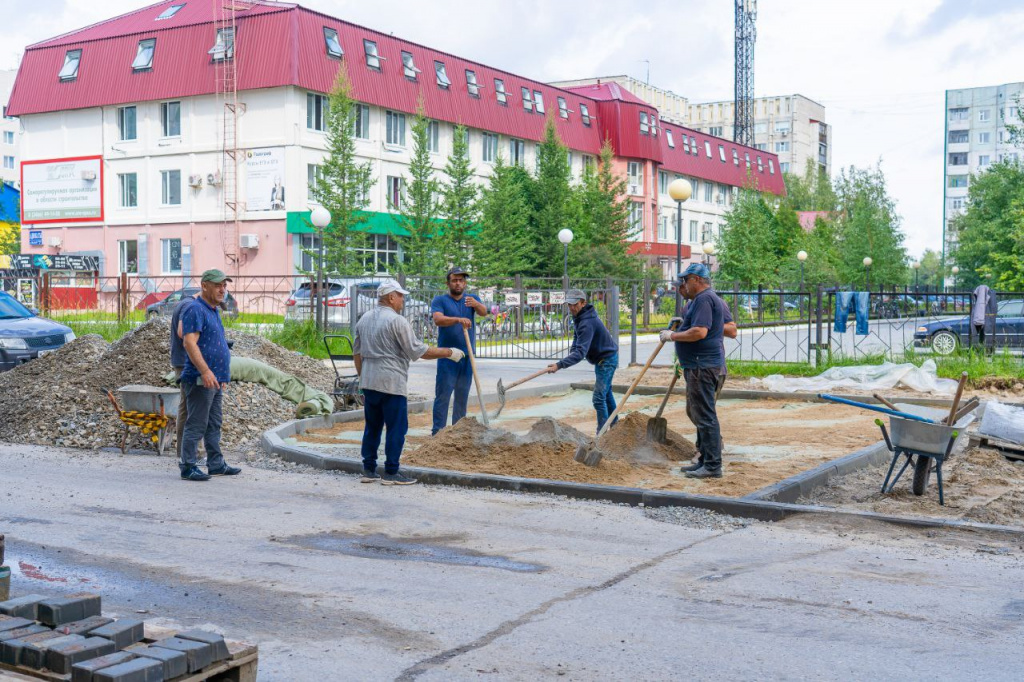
top-left (230, 357), bottom-right (334, 418)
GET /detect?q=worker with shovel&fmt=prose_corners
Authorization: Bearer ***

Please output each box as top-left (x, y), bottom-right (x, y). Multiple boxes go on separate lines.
top-left (546, 289), bottom-right (620, 434)
top-left (661, 264), bottom-right (727, 479)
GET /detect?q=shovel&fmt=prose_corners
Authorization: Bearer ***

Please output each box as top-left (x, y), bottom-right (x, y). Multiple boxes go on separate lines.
top-left (646, 371), bottom-right (681, 444)
top-left (463, 326), bottom-right (489, 427)
top-left (493, 367), bottom-right (550, 419)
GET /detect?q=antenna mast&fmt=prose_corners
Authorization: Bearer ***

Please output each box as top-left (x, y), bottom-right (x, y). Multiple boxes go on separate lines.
top-left (734, 0), bottom-right (757, 147)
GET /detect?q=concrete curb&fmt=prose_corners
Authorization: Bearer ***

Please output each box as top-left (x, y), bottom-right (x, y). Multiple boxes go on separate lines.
top-left (744, 441), bottom-right (891, 503)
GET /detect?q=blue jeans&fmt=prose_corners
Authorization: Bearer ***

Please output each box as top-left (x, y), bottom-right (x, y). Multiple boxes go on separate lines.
top-left (361, 389), bottom-right (408, 475)
top-left (593, 353), bottom-right (619, 434)
top-left (432, 356), bottom-right (472, 435)
top-left (180, 382), bottom-right (226, 473)
top-left (834, 291), bottom-right (870, 335)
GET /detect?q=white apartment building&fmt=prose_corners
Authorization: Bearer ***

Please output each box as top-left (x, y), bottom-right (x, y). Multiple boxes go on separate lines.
top-left (943, 81), bottom-right (1023, 259)
top-left (1, 69), bottom-right (19, 188)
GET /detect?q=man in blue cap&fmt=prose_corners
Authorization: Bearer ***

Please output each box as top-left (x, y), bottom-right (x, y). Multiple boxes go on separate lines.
top-left (661, 263), bottom-right (727, 479)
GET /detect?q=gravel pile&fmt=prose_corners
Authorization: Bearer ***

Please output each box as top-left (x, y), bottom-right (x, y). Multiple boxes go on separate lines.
top-left (643, 505), bottom-right (753, 530)
top-left (0, 318), bottom-right (335, 451)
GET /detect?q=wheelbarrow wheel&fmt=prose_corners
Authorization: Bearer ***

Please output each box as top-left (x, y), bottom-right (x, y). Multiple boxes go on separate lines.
top-left (912, 455), bottom-right (931, 496)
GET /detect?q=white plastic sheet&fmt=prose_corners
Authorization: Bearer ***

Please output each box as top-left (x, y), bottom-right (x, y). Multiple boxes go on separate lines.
top-left (978, 401), bottom-right (1024, 445)
top-left (753, 360), bottom-right (958, 395)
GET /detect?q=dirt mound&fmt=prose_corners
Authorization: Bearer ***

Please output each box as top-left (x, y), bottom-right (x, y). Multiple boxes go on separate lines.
top-left (523, 417), bottom-right (589, 446)
top-left (596, 412), bottom-right (698, 463)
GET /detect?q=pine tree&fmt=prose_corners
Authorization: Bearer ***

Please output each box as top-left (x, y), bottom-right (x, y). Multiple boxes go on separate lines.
top-left (439, 124), bottom-right (479, 269)
top-left (310, 63), bottom-right (375, 276)
top-left (574, 140), bottom-right (642, 279)
top-left (395, 100), bottom-right (440, 280)
top-left (716, 190), bottom-right (781, 286)
top-left (474, 155), bottom-right (535, 282)
top-left (530, 117), bottom-right (574, 276)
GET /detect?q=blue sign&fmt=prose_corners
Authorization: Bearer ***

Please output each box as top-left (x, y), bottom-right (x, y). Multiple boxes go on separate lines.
top-left (29, 230), bottom-right (43, 247)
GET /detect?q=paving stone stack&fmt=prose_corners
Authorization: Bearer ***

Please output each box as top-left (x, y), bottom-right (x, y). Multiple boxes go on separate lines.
top-left (0, 592), bottom-right (239, 682)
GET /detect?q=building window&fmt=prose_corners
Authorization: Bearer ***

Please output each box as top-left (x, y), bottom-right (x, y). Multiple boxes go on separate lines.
top-left (466, 70), bottom-right (480, 97)
top-left (651, 114), bottom-right (660, 137)
top-left (754, 143), bottom-right (767, 151)
top-left (357, 234), bottom-right (401, 274)
top-left (979, 155), bottom-right (991, 167)
top-left (209, 27), bottom-right (234, 61)
top-left (323, 27), bottom-right (343, 58)
top-left (780, 162), bottom-right (790, 173)
top-left (161, 101), bottom-right (181, 137)
top-left (156, 4), bottom-right (184, 20)
top-left (580, 103), bottom-right (591, 126)
top-left (951, 198), bottom-right (964, 210)
top-left (682, 135), bottom-right (690, 153)
top-left (948, 175), bottom-right (968, 188)
top-left (307, 93), bottom-right (328, 131)
top-left (718, 144), bottom-right (726, 162)
top-left (353, 104), bottom-right (369, 139)
top-left (509, 138), bottom-right (525, 166)
top-left (948, 107), bottom-right (968, 121)
top-left (118, 240), bottom-right (138, 275)
top-left (521, 88), bottom-right (533, 113)
top-left (756, 156), bottom-right (764, 172)
top-left (744, 152), bottom-right (751, 169)
top-left (628, 202), bottom-right (644, 240)
top-left (627, 162), bottom-right (643, 194)
top-left (640, 112), bottom-right (649, 135)
top-left (482, 132), bottom-right (498, 163)
top-left (702, 222), bottom-right (713, 241)
top-left (978, 132), bottom-right (991, 144)
top-left (689, 220), bottom-right (698, 243)
top-left (949, 130), bottom-right (968, 143)
top-left (704, 182), bottom-right (713, 203)
top-left (732, 149), bottom-right (740, 165)
top-left (132, 38), bottom-right (156, 70)
top-left (533, 91), bottom-right (545, 114)
top-left (775, 141), bottom-right (790, 153)
top-left (364, 39), bottom-right (381, 70)
top-left (427, 120), bottom-right (440, 153)
top-left (582, 155), bottom-right (595, 173)
top-left (118, 173), bottom-right (138, 208)
top-left (495, 79), bottom-right (507, 105)
top-left (2, 156), bottom-right (12, 170)
top-left (435, 61), bottom-right (451, 88)
top-left (658, 213), bottom-right (668, 241)
top-left (566, 151), bottom-right (573, 169)
top-left (666, 130), bottom-right (675, 148)
top-left (307, 164), bottom-right (322, 201)
top-left (658, 171), bottom-right (668, 195)
top-left (117, 106), bottom-right (136, 141)
top-left (400, 51), bottom-right (419, 80)
top-left (948, 152), bottom-right (967, 165)
top-left (557, 97), bottom-right (569, 119)
top-left (709, 125), bottom-right (723, 137)
top-left (769, 159), bottom-right (775, 174)
top-left (161, 238), bottom-right (182, 274)
top-left (386, 110), bottom-right (406, 147)
top-left (386, 176), bottom-right (404, 210)
top-left (58, 49), bottom-right (81, 81)
top-left (691, 179), bottom-right (700, 201)
top-left (978, 109), bottom-right (990, 122)
top-left (2, 131), bottom-right (12, 145)
top-left (160, 170), bottom-right (181, 206)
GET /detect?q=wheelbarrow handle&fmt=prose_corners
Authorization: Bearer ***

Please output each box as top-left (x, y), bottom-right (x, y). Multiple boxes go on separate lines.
top-left (818, 394), bottom-right (938, 424)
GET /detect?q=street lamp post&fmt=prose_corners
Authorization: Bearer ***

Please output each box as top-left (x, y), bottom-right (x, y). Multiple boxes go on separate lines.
top-left (911, 260), bottom-right (920, 293)
top-left (863, 256), bottom-right (873, 291)
top-left (951, 265), bottom-right (960, 310)
top-left (310, 206), bottom-right (331, 331)
top-left (797, 250), bottom-right (808, 319)
top-left (668, 178), bottom-right (693, 315)
top-left (558, 228), bottom-right (574, 294)
top-left (702, 242), bottom-right (715, 266)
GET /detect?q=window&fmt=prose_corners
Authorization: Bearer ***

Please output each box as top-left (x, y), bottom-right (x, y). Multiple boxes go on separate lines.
top-left (754, 143), bottom-right (767, 151)
top-left (774, 121), bottom-right (791, 134)
top-left (702, 222), bottom-right (713, 241)
top-left (58, 49), bottom-right (81, 81)
top-left (732, 149), bottom-right (740, 165)
top-left (580, 103), bottom-right (591, 126)
top-left (709, 126), bottom-right (723, 137)
top-left (386, 176), bottom-right (404, 210)
top-left (466, 70), bottom-right (480, 97)
top-left (744, 152), bottom-right (751, 169)
top-left (2, 131), bottom-right (12, 145)
top-left (364, 39), bottom-right (381, 70)
top-left (948, 152), bottom-right (967, 165)
top-left (704, 182), bottom-right (713, 203)
top-left (427, 120), bottom-right (440, 153)
top-left (160, 170), bottom-right (181, 205)
top-left (978, 132), bottom-right (991, 144)
top-left (521, 88), bottom-right (533, 112)
top-left (979, 109), bottom-right (990, 122)
top-left (435, 61), bottom-right (451, 88)
top-left (640, 112), bottom-right (649, 135)
top-left (495, 79), bottom-right (508, 105)
top-left (306, 93), bottom-right (328, 131)
top-left (979, 155), bottom-right (991, 167)
top-left (689, 220), bottom-right (698, 243)
top-left (353, 104), bottom-right (369, 139)
top-left (666, 130), bottom-right (675, 148)
top-left (627, 162), bottom-right (643, 194)
top-left (769, 159), bottom-right (775, 174)
top-left (948, 107), bottom-right (968, 121)
top-left (718, 144), bottom-right (726, 162)
top-left (780, 162), bottom-right (790, 173)
top-left (2, 156), bottom-right (12, 170)
top-left (118, 240), bottom-right (138, 275)
top-left (323, 27), bottom-right (343, 58)
top-left (132, 38), bottom-right (156, 70)
top-left (651, 114), bottom-right (659, 137)
top-left (705, 141), bottom-right (712, 157)
top-left (682, 135), bottom-right (690, 153)
top-left (117, 106), bottom-right (136, 141)
top-left (582, 155), bottom-right (595, 173)
top-left (566, 151), bottom-right (573, 169)
top-left (209, 27), bottom-right (234, 61)
top-left (557, 97), bottom-right (569, 119)
top-left (357, 234), bottom-right (401, 274)
top-left (948, 175), bottom-right (967, 188)
top-left (157, 102), bottom-right (182, 139)
top-left (509, 138), bottom-right (525, 166)
top-left (482, 132), bottom-right (498, 163)
top-left (658, 214), bottom-right (668, 241)
top-left (691, 179), bottom-right (700, 201)
top-left (385, 110), bottom-right (406, 146)
top-left (775, 141), bottom-right (790, 153)
top-left (951, 198), bottom-right (964, 210)
top-left (118, 173), bottom-right (137, 208)
top-left (161, 238), bottom-right (182, 274)
top-left (533, 91), bottom-right (545, 114)
top-left (401, 52), bottom-right (420, 80)
top-left (689, 136), bottom-right (697, 156)
top-left (628, 202), bottom-right (644, 240)
top-left (156, 4), bottom-right (184, 20)
top-left (307, 164), bottom-right (323, 201)
top-left (1007, 107), bottom-right (1021, 122)
top-left (534, 144), bottom-right (541, 173)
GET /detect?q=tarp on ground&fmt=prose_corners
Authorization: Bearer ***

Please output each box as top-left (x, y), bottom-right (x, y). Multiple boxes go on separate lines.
top-left (230, 357), bottom-right (334, 418)
top-left (754, 360), bottom-right (958, 395)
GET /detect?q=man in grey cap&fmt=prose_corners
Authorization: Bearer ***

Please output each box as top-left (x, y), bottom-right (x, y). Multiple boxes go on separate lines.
top-left (546, 289), bottom-right (620, 434)
top-left (354, 279), bottom-right (466, 485)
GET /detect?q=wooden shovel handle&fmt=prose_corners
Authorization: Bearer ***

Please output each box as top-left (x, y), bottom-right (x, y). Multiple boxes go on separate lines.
top-left (872, 393), bottom-right (898, 411)
top-left (654, 372), bottom-right (681, 420)
top-left (505, 367), bottom-right (551, 391)
top-left (946, 371), bottom-right (968, 426)
top-left (463, 326), bottom-right (489, 427)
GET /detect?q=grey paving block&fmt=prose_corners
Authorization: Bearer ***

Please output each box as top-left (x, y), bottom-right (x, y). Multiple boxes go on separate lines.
top-left (71, 651), bottom-right (136, 682)
top-left (0, 616), bottom-right (34, 633)
top-left (22, 633), bottom-right (85, 669)
top-left (91, 656), bottom-right (164, 682)
top-left (0, 594), bottom-right (48, 620)
top-left (48, 636), bottom-right (118, 674)
top-left (90, 619), bottom-right (144, 650)
top-left (1, 630), bottom-right (64, 665)
top-left (0, 624), bottom-right (49, 642)
top-left (37, 593), bottom-right (101, 626)
top-left (151, 636), bottom-right (213, 673)
top-left (130, 645), bottom-right (187, 679)
top-left (56, 615), bottom-right (114, 636)
top-left (176, 629), bottom-right (230, 662)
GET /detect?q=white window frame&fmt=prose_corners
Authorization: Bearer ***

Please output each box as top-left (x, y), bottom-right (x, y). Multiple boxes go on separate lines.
top-left (533, 90), bottom-right (545, 114)
top-left (209, 27), bottom-right (234, 61)
top-left (495, 79), bottom-right (507, 105)
top-left (2, 131), bottom-right (13, 145)
top-left (666, 130), bottom-right (675, 148)
top-left (386, 110), bottom-right (406, 147)
top-left (689, 220), bottom-right (699, 243)
top-left (628, 201), bottom-right (644, 240)
top-left (580, 103), bottom-right (591, 127)
top-left (132, 38), bottom-right (156, 70)
top-left (769, 159), bottom-right (775, 174)
top-left (775, 141), bottom-right (790, 153)
top-left (521, 87), bottom-right (533, 113)
top-left (364, 39), bottom-right (382, 70)
top-left (732, 149), bottom-right (740, 165)
top-left (307, 163), bottom-right (323, 202)
top-left (323, 27), bottom-right (343, 59)
top-left (307, 93), bottom-right (328, 132)
top-left (705, 141), bottom-right (712, 158)
top-left (117, 106), bottom-right (137, 141)
top-left (386, 175), bottom-right (404, 210)
top-left (979, 109), bottom-right (990, 122)
top-left (627, 162), bottom-right (643, 195)
top-left (427, 120), bottom-right (440, 154)
top-left (118, 172), bottom-right (138, 208)
top-left (557, 97), bottom-right (569, 119)
top-left (509, 138), bottom-right (525, 166)
top-left (718, 144), bottom-right (726, 162)
top-left (979, 155), bottom-right (991, 166)
top-left (58, 49), bottom-right (81, 81)
top-left (3, 155), bottom-right (15, 170)
top-left (658, 171), bottom-right (668, 195)
top-left (401, 51), bottom-right (419, 80)
top-left (640, 112), bottom-right (649, 135)
top-left (978, 132), bottom-right (990, 144)
top-left (160, 101), bottom-right (181, 138)
top-left (466, 70), bottom-right (480, 97)
top-left (160, 170), bottom-right (181, 206)
top-left (161, 238), bottom-right (183, 275)
top-left (156, 4), bottom-right (184, 20)
top-left (118, 240), bottom-right (138, 276)
top-left (482, 132), bottom-right (498, 163)
top-left (435, 61), bottom-right (451, 89)
top-left (353, 104), bottom-right (369, 139)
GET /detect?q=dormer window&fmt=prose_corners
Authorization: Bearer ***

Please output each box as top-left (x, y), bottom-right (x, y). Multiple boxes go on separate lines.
top-left (435, 61), bottom-right (451, 89)
top-left (533, 91), bottom-right (545, 114)
top-left (156, 4), bottom-right (184, 20)
top-left (557, 97), bottom-right (569, 119)
top-left (401, 51), bottom-right (419, 80)
top-left (521, 87), bottom-right (533, 112)
top-left (209, 27), bottom-right (234, 61)
top-left (666, 130), bottom-right (675, 148)
top-left (364, 39), bottom-right (381, 71)
top-left (757, 156), bottom-right (764, 172)
top-left (466, 70), bottom-right (480, 97)
top-left (58, 49), bottom-right (81, 81)
top-left (132, 39), bottom-right (156, 70)
top-left (732, 149), bottom-right (740, 165)
top-left (719, 144), bottom-right (726, 162)
top-left (495, 79), bottom-right (508, 105)
top-left (682, 135), bottom-right (689, 153)
top-left (640, 112), bottom-right (649, 135)
top-left (705, 141), bottom-right (712, 158)
top-left (744, 152), bottom-right (751, 169)
top-left (580, 103), bottom-right (591, 127)
top-left (650, 114), bottom-right (658, 137)
top-left (769, 159), bottom-right (775, 174)
top-left (323, 28), bottom-right (343, 59)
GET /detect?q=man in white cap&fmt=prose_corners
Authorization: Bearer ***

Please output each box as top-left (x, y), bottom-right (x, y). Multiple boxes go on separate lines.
top-left (354, 279), bottom-right (465, 485)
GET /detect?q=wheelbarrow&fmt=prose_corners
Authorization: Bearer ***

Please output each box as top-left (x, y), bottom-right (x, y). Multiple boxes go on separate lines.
top-left (104, 385), bottom-right (181, 456)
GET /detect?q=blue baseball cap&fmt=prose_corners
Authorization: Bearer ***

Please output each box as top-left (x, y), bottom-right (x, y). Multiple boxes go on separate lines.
top-left (677, 263), bottom-right (711, 281)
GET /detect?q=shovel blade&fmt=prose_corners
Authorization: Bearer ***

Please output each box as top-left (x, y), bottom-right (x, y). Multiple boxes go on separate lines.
top-left (574, 443), bottom-right (604, 467)
top-left (646, 417), bottom-right (668, 444)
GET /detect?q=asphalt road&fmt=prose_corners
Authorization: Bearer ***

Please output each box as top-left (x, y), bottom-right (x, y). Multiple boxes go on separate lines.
top-left (1, 443), bottom-right (1021, 681)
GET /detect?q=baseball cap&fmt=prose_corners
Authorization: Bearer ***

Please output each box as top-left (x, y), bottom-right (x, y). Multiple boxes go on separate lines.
top-left (564, 288), bottom-right (587, 304)
top-left (377, 279), bottom-right (410, 297)
top-left (677, 263), bottom-right (711, 281)
top-left (446, 266), bottom-right (470, 279)
top-left (201, 269), bottom-right (232, 283)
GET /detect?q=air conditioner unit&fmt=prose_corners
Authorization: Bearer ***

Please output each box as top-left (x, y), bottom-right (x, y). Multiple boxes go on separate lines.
top-left (779, 130), bottom-right (789, 137)
top-left (716, 195), bottom-right (725, 205)
top-left (239, 233), bottom-right (259, 249)
top-left (48, 237), bottom-right (62, 247)
top-left (207, 171), bottom-right (222, 186)
top-left (629, 184), bottom-right (640, 195)
top-left (80, 170), bottom-right (97, 181)
top-left (188, 174), bottom-right (203, 188)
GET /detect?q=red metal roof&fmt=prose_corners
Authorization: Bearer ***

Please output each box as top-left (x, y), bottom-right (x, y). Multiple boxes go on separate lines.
top-left (566, 82), bottom-right (650, 106)
top-left (658, 122), bottom-right (786, 195)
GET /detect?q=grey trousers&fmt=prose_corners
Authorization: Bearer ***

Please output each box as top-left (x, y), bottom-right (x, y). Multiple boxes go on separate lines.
top-left (180, 382), bottom-right (226, 473)
top-left (173, 367), bottom-right (188, 460)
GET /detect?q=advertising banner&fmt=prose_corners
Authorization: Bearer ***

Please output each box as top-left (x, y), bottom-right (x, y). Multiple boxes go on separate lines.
top-left (21, 156), bottom-right (104, 224)
top-left (245, 147), bottom-right (285, 212)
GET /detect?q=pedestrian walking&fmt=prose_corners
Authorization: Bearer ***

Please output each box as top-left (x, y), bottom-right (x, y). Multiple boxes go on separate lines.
top-left (169, 292), bottom-right (197, 461)
top-left (546, 289), bottom-right (620, 434)
top-left (355, 279), bottom-right (465, 485)
top-left (430, 266), bottom-right (488, 435)
top-left (178, 270), bottom-right (242, 481)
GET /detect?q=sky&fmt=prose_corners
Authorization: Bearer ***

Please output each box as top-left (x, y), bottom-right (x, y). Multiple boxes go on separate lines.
top-left (2, 0), bottom-right (1023, 259)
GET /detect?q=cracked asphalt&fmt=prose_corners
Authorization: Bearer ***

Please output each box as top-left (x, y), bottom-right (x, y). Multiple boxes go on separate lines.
top-left (1, 442), bottom-right (1022, 680)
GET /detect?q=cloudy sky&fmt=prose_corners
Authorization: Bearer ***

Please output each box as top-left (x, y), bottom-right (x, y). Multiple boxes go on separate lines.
top-left (3, 0), bottom-right (1023, 258)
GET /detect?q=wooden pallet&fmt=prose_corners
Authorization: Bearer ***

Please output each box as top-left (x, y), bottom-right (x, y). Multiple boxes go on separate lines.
top-left (970, 435), bottom-right (1024, 462)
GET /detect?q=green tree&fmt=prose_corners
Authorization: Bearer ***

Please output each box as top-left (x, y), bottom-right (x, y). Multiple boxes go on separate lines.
top-left (529, 117), bottom-right (574, 276)
top-left (394, 101), bottom-right (440, 279)
top-left (439, 124), bottom-right (479, 269)
top-left (952, 160), bottom-right (1024, 289)
top-left (716, 190), bottom-right (782, 286)
top-left (311, 64), bottom-right (375, 275)
top-left (474, 156), bottom-right (535, 281)
top-left (800, 216), bottom-right (842, 286)
top-left (916, 248), bottom-right (944, 290)
top-left (832, 164), bottom-right (908, 287)
top-left (783, 162), bottom-right (837, 212)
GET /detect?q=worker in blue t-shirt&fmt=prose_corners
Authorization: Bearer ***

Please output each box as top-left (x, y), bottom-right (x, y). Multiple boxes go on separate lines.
top-left (430, 267), bottom-right (488, 435)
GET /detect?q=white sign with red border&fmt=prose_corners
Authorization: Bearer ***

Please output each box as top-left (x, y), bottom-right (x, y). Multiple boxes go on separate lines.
top-left (21, 156), bottom-right (104, 224)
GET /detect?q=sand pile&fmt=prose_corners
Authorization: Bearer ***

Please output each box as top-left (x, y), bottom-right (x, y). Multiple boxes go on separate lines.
top-left (596, 412), bottom-right (698, 463)
top-left (0, 317), bottom-right (335, 451)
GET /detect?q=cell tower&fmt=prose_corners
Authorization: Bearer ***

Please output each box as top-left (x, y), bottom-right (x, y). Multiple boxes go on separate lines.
top-left (734, 0), bottom-right (757, 147)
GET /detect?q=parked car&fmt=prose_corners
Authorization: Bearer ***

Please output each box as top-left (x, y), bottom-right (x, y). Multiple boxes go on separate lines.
top-left (913, 299), bottom-right (1024, 355)
top-left (284, 278), bottom-right (428, 327)
top-left (0, 291), bottom-right (76, 371)
top-left (146, 288), bottom-right (239, 318)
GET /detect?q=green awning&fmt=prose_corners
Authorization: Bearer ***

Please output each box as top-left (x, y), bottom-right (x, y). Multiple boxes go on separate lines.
top-left (286, 210), bottom-right (411, 236)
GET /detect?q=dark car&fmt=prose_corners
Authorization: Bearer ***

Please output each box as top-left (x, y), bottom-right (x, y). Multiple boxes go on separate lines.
top-left (913, 299), bottom-right (1024, 355)
top-left (0, 291), bottom-right (76, 371)
top-left (146, 288), bottom-right (238, 318)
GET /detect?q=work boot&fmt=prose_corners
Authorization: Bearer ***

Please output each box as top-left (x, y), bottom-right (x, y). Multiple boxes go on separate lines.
top-left (680, 461), bottom-right (704, 473)
top-left (361, 468), bottom-right (381, 483)
top-left (180, 466), bottom-right (211, 482)
top-left (380, 471), bottom-right (417, 486)
top-left (684, 466), bottom-right (722, 479)
top-left (208, 464), bottom-right (242, 476)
